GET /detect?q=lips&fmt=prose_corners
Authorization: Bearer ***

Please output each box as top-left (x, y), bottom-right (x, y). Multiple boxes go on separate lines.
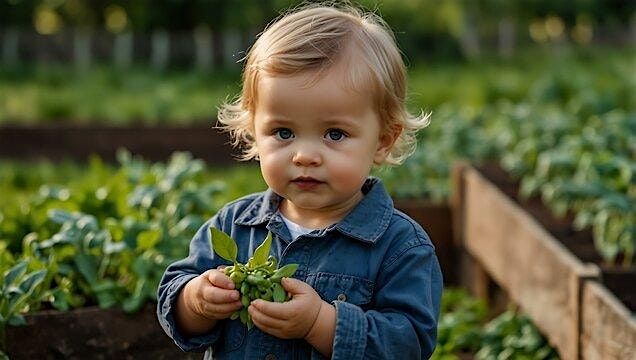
top-left (291, 176), bottom-right (323, 190)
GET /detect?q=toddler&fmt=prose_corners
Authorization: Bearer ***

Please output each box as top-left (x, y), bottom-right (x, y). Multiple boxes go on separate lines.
top-left (157, 3), bottom-right (443, 359)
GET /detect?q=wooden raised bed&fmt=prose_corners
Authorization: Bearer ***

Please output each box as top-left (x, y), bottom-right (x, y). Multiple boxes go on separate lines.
top-left (452, 162), bottom-right (636, 360)
top-left (0, 124), bottom-right (238, 165)
top-left (580, 281), bottom-right (636, 359)
top-left (4, 304), bottom-right (198, 359)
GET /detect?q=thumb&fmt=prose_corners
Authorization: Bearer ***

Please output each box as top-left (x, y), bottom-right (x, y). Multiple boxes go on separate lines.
top-left (281, 277), bottom-right (309, 295)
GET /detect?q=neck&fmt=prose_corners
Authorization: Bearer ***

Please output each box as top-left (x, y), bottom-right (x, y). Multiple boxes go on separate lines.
top-left (279, 191), bottom-right (363, 229)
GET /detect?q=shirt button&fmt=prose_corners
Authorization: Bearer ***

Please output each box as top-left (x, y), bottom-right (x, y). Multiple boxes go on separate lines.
top-left (337, 293), bottom-right (347, 302)
top-left (265, 354), bottom-right (276, 360)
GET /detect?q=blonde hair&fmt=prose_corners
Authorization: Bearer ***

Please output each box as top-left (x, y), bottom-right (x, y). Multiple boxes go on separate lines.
top-left (217, 2), bottom-right (430, 165)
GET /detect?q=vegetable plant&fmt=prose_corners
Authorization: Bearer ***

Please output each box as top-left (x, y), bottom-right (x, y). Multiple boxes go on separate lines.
top-left (210, 228), bottom-right (298, 329)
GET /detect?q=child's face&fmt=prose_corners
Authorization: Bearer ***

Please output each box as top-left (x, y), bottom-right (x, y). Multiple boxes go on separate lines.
top-left (253, 65), bottom-right (394, 224)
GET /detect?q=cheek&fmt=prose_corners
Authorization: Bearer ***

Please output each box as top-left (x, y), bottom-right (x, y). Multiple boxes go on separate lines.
top-left (258, 147), bottom-right (287, 179)
top-left (326, 152), bottom-right (372, 181)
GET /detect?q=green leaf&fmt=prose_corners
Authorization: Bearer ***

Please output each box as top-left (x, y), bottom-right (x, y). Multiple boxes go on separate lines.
top-left (209, 227), bottom-right (237, 263)
top-left (132, 256), bottom-right (151, 277)
top-left (18, 269), bottom-right (46, 294)
top-left (48, 209), bottom-right (75, 224)
top-left (50, 289), bottom-right (71, 311)
top-left (137, 229), bottom-right (160, 250)
top-left (251, 232), bottom-right (272, 267)
top-left (3, 261), bottom-right (27, 287)
top-left (239, 308), bottom-right (249, 324)
top-left (122, 294), bottom-right (144, 313)
top-left (96, 290), bottom-right (118, 309)
top-left (74, 253), bottom-right (98, 285)
top-left (272, 263), bottom-right (298, 280)
top-left (272, 283), bottom-right (286, 302)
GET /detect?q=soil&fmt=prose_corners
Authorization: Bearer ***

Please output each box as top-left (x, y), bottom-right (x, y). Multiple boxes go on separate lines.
top-left (476, 163), bottom-right (636, 313)
top-left (4, 304), bottom-right (202, 359)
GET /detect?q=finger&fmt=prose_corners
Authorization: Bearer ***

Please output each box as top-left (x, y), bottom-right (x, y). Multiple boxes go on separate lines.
top-left (250, 299), bottom-right (291, 320)
top-left (203, 285), bottom-right (240, 304)
top-left (281, 277), bottom-right (309, 295)
top-left (249, 303), bottom-right (286, 330)
top-left (203, 300), bottom-right (243, 316)
top-left (206, 269), bottom-right (235, 289)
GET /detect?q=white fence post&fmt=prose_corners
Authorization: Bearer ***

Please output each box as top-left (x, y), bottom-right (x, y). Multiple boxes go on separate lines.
top-left (223, 29), bottom-right (241, 68)
top-left (498, 17), bottom-right (515, 58)
top-left (2, 27), bottom-right (20, 66)
top-left (194, 25), bottom-right (213, 71)
top-left (151, 29), bottom-right (170, 70)
top-left (113, 31), bottom-right (133, 69)
top-left (73, 28), bottom-right (92, 70)
top-left (459, 12), bottom-right (481, 59)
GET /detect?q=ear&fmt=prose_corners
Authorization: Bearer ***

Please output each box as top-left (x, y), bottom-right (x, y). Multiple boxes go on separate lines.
top-left (374, 124), bottom-right (402, 164)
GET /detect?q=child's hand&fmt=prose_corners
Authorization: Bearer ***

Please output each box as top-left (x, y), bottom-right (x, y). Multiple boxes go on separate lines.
top-left (248, 277), bottom-right (326, 339)
top-left (183, 268), bottom-right (243, 321)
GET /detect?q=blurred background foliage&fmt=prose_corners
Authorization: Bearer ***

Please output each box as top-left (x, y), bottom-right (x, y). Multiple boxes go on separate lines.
top-left (0, 0), bottom-right (633, 62)
top-left (0, 0), bottom-right (634, 124)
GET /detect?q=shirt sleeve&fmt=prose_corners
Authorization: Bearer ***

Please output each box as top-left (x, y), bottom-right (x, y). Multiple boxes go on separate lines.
top-left (330, 235), bottom-right (443, 360)
top-left (156, 214), bottom-right (227, 352)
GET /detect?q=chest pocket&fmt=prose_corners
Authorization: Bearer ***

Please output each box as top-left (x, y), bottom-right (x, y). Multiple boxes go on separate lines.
top-left (309, 272), bottom-right (374, 306)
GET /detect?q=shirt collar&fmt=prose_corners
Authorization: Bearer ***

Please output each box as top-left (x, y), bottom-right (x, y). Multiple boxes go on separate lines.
top-left (234, 177), bottom-right (393, 245)
top-left (234, 187), bottom-right (282, 226)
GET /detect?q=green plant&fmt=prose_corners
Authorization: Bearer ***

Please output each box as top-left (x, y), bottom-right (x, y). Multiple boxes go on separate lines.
top-left (432, 288), bottom-right (488, 358)
top-left (432, 289), bottom-right (559, 359)
top-left (0, 260), bottom-right (47, 351)
top-left (210, 229), bottom-right (298, 328)
top-left (0, 151), bottom-right (266, 345)
top-left (476, 311), bottom-right (559, 360)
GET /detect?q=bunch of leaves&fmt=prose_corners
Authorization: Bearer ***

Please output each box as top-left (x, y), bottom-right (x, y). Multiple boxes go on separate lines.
top-left (210, 229), bottom-right (298, 329)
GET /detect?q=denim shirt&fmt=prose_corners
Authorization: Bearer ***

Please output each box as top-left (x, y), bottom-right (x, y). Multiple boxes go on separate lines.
top-left (157, 177), bottom-right (443, 359)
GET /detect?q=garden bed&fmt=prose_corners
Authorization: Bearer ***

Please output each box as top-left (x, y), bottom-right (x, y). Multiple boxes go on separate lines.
top-left (1, 180), bottom-right (457, 358)
top-left (453, 162), bottom-right (636, 360)
top-left (4, 304), bottom-right (199, 359)
top-left (0, 124), bottom-right (237, 165)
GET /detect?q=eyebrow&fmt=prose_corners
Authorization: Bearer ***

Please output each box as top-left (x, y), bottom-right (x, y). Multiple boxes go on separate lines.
top-left (260, 117), bottom-right (293, 127)
top-left (260, 116), bottom-right (361, 131)
top-left (321, 117), bottom-right (359, 129)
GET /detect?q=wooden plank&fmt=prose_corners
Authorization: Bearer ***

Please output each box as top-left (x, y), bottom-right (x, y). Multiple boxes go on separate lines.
top-left (461, 166), bottom-right (600, 360)
top-left (0, 124), bottom-right (239, 166)
top-left (580, 281), bottom-right (636, 360)
top-left (450, 161), bottom-right (468, 248)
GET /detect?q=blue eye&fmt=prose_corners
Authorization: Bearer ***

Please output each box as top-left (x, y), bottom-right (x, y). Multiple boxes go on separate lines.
top-left (275, 128), bottom-right (294, 140)
top-left (326, 129), bottom-right (346, 141)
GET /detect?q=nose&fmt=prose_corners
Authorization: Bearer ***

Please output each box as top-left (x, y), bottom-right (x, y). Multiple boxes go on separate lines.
top-left (292, 144), bottom-right (322, 167)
